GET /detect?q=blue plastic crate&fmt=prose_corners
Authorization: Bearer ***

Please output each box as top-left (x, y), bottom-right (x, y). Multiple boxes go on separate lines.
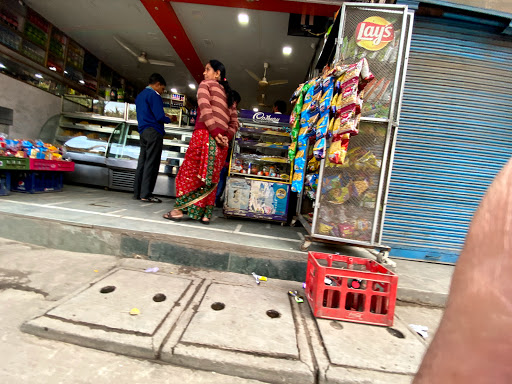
top-left (11, 171), bottom-right (63, 193)
top-left (0, 171), bottom-right (10, 196)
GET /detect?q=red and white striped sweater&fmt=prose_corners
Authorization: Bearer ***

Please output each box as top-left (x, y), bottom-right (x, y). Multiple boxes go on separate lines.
top-left (196, 79), bottom-right (238, 140)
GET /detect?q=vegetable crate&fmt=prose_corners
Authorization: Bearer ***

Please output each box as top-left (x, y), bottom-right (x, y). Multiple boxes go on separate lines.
top-left (0, 171), bottom-right (10, 196)
top-left (305, 251), bottom-right (398, 326)
top-left (11, 171), bottom-right (63, 193)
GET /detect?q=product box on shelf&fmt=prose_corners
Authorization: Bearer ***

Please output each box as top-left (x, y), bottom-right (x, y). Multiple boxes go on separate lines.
top-left (305, 251), bottom-right (398, 326)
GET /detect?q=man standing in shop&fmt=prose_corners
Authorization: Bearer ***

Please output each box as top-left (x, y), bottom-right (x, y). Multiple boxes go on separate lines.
top-left (133, 73), bottom-right (171, 203)
top-left (272, 100), bottom-right (287, 114)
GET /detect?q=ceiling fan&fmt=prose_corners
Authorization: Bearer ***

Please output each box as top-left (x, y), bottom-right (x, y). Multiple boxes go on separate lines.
top-left (257, 93), bottom-right (272, 108)
top-left (245, 62), bottom-right (288, 89)
top-left (113, 36), bottom-right (175, 67)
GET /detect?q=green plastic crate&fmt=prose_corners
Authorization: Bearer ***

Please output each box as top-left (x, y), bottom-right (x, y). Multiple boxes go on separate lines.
top-left (0, 157), bottom-right (30, 170)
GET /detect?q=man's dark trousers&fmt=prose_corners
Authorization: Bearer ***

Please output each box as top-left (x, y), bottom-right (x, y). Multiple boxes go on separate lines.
top-left (133, 127), bottom-right (163, 199)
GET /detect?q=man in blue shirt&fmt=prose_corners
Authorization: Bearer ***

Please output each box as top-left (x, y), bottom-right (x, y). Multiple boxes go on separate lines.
top-left (133, 73), bottom-right (171, 203)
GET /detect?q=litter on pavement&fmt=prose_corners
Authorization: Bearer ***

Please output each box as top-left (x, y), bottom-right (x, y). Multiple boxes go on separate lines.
top-left (409, 324), bottom-right (429, 339)
top-left (251, 272), bottom-right (267, 285)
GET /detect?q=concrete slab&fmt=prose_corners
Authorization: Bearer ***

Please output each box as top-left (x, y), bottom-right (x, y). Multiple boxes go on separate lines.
top-left (324, 366), bottom-right (413, 384)
top-left (316, 316), bottom-right (426, 375)
top-left (47, 269), bottom-right (192, 334)
top-left (163, 283), bottom-right (316, 383)
top-left (180, 283), bottom-right (298, 357)
top-left (4, 290), bottom-right (265, 384)
top-left (394, 259), bottom-right (453, 307)
top-left (22, 268), bottom-right (199, 359)
top-left (395, 304), bottom-right (444, 346)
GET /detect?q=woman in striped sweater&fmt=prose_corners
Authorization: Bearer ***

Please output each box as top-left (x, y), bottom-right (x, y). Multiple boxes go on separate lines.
top-left (163, 60), bottom-right (239, 224)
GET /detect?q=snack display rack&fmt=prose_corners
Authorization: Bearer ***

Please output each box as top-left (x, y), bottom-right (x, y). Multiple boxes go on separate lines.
top-left (292, 3), bottom-right (414, 256)
top-left (223, 110), bottom-right (293, 223)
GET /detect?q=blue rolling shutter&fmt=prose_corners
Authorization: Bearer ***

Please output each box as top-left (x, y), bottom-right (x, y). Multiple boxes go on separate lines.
top-left (382, 11), bottom-right (512, 263)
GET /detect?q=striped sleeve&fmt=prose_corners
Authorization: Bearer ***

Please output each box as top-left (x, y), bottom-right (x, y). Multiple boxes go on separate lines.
top-left (226, 106), bottom-right (239, 140)
top-left (197, 81), bottom-right (216, 133)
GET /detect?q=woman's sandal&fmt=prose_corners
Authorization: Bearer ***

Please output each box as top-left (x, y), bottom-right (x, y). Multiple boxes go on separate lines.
top-left (163, 210), bottom-right (188, 221)
top-left (141, 196), bottom-right (162, 203)
top-left (200, 218), bottom-right (210, 225)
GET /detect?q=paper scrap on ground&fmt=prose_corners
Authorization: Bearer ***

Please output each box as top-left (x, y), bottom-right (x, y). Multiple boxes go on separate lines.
top-left (144, 267), bottom-right (159, 273)
top-left (129, 308), bottom-right (140, 316)
top-left (409, 324), bottom-right (428, 339)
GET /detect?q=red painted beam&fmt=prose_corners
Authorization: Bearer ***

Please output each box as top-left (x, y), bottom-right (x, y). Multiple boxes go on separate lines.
top-left (169, 0), bottom-right (339, 17)
top-left (140, 0), bottom-right (205, 84)
top-left (141, 0), bottom-right (339, 85)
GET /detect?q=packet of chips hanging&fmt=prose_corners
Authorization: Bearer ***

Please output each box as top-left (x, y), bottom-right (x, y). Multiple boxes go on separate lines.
top-left (292, 143), bottom-right (308, 193)
top-left (290, 83), bottom-right (304, 105)
top-left (313, 137), bottom-right (326, 160)
top-left (328, 134), bottom-right (350, 164)
top-left (315, 114), bottom-right (329, 141)
top-left (288, 141), bottom-right (297, 162)
top-left (305, 173), bottom-right (318, 190)
top-left (307, 156), bottom-right (320, 172)
top-left (291, 171), bottom-right (304, 193)
top-left (320, 77), bottom-right (335, 115)
top-left (289, 83), bottom-right (310, 162)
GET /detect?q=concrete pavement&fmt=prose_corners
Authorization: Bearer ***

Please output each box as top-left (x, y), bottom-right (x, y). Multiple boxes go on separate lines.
top-left (0, 237), bottom-right (446, 383)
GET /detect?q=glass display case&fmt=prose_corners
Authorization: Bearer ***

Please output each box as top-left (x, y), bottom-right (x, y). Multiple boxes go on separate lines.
top-left (38, 96), bottom-right (193, 196)
top-left (224, 110), bottom-right (293, 223)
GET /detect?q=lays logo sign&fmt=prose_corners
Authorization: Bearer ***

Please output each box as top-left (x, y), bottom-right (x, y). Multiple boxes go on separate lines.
top-left (355, 16), bottom-right (394, 51)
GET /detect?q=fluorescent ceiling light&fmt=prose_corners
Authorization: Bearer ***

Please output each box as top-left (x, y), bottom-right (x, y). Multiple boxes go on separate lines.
top-left (253, 108), bottom-right (258, 112)
top-left (0, 63), bottom-right (6, 69)
top-left (283, 46), bottom-right (292, 55)
top-left (79, 80), bottom-right (85, 84)
top-left (49, 66), bottom-right (57, 71)
top-left (64, 70), bottom-right (68, 74)
top-left (238, 13), bottom-right (249, 25)
top-left (35, 73), bottom-right (43, 79)
top-left (170, 88), bottom-right (178, 93)
top-left (188, 83), bottom-right (196, 90)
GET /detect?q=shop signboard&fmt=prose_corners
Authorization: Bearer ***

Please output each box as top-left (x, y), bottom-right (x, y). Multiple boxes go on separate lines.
top-left (239, 109), bottom-right (289, 125)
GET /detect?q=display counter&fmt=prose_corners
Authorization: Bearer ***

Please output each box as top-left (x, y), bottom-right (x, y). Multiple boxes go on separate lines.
top-left (39, 97), bottom-right (193, 196)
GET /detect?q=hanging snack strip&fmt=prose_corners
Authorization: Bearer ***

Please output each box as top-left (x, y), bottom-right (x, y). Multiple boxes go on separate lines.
top-left (327, 58), bottom-right (374, 166)
top-left (289, 58), bottom-right (374, 194)
top-left (291, 80), bottom-right (318, 193)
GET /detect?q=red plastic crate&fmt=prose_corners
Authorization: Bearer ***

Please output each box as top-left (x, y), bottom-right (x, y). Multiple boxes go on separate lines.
top-left (29, 159), bottom-right (75, 171)
top-left (305, 252), bottom-right (398, 327)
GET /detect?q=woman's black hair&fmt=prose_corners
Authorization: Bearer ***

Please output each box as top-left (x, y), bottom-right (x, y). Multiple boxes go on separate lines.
top-left (232, 90), bottom-right (241, 105)
top-left (209, 59), bottom-right (235, 107)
